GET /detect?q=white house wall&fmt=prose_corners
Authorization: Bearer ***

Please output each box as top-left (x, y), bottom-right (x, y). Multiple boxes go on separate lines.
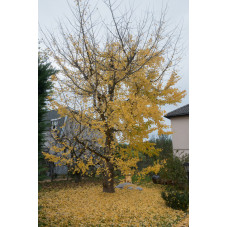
top-left (171, 116), bottom-right (189, 158)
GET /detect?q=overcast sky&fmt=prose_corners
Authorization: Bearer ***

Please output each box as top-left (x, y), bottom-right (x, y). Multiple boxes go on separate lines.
top-left (38, 0), bottom-right (189, 137)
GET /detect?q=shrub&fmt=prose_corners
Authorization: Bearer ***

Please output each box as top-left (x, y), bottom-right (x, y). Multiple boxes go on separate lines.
top-left (161, 188), bottom-right (189, 211)
top-left (159, 155), bottom-right (188, 189)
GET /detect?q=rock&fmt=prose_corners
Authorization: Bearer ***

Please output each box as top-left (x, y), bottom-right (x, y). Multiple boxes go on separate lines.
top-left (152, 175), bottom-right (160, 180)
top-left (115, 183), bottom-right (143, 191)
top-left (136, 187), bottom-right (143, 191)
top-left (115, 182), bottom-right (132, 189)
top-left (127, 186), bottom-right (133, 190)
top-left (152, 175), bottom-right (160, 184)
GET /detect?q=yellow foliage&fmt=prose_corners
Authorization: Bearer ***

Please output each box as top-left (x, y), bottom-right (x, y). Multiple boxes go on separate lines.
top-left (137, 160), bottom-right (166, 182)
top-left (44, 11), bottom-right (186, 185)
top-left (115, 157), bottom-right (139, 176)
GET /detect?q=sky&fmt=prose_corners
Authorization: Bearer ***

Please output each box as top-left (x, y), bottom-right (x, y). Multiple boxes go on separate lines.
top-left (38, 0), bottom-right (189, 136)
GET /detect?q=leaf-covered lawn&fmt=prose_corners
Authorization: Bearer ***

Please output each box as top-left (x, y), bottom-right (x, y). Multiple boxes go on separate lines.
top-left (39, 181), bottom-right (187, 226)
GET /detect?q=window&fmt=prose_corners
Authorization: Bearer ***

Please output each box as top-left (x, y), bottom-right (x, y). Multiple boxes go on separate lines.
top-left (51, 120), bottom-right (58, 130)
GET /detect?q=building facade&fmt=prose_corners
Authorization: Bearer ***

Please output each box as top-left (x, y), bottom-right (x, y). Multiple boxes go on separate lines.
top-left (43, 109), bottom-right (100, 179)
top-left (165, 104), bottom-right (189, 159)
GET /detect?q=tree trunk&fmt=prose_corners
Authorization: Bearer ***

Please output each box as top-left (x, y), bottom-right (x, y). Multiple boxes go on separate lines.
top-left (103, 161), bottom-right (115, 193)
top-left (50, 163), bottom-right (55, 182)
top-left (74, 172), bottom-right (81, 183)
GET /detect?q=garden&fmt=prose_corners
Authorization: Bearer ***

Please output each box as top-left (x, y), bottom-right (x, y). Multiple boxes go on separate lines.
top-left (39, 140), bottom-right (189, 226)
top-left (38, 1), bottom-right (189, 225)
top-left (39, 179), bottom-right (188, 226)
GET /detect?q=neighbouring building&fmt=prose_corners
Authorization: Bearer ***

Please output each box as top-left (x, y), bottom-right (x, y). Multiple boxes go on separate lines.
top-left (43, 109), bottom-right (100, 180)
top-left (165, 104), bottom-right (189, 159)
top-left (43, 110), bottom-right (69, 177)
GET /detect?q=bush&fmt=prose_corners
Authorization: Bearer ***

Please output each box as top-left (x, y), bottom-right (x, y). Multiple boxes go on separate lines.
top-left (161, 188), bottom-right (189, 211)
top-left (159, 155), bottom-right (188, 189)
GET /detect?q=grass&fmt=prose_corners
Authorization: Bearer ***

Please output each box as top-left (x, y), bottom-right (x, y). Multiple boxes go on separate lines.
top-left (39, 179), bottom-right (188, 226)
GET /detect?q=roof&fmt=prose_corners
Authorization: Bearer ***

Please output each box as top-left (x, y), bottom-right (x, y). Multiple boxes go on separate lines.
top-left (44, 110), bottom-right (66, 132)
top-left (165, 104), bottom-right (189, 119)
top-left (44, 109), bottom-right (62, 121)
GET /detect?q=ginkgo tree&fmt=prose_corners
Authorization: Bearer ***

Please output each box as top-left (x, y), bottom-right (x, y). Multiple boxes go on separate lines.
top-left (41, 0), bottom-right (186, 192)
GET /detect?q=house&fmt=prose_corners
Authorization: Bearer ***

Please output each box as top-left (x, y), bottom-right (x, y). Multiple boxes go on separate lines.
top-left (43, 109), bottom-right (100, 180)
top-left (165, 104), bottom-right (189, 159)
top-left (44, 110), bottom-right (69, 177)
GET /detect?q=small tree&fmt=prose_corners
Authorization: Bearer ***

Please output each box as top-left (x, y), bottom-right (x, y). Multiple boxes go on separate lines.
top-left (41, 0), bottom-right (186, 192)
top-left (38, 56), bottom-right (57, 181)
top-left (149, 135), bottom-right (173, 160)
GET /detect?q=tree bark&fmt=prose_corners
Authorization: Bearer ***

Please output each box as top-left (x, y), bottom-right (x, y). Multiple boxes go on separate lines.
top-left (50, 163), bottom-right (55, 182)
top-left (103, 161), bottom-right (115, 193)
top-left (74, 172), bottom-right (81, 183)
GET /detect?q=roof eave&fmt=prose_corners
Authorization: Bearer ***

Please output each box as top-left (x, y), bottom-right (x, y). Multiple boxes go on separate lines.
top-left (165, 113), bottom-right (189, 119)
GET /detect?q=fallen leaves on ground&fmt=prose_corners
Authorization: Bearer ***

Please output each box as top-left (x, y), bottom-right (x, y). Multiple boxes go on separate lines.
top-left (39, 181), bottom-right (186, 226)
